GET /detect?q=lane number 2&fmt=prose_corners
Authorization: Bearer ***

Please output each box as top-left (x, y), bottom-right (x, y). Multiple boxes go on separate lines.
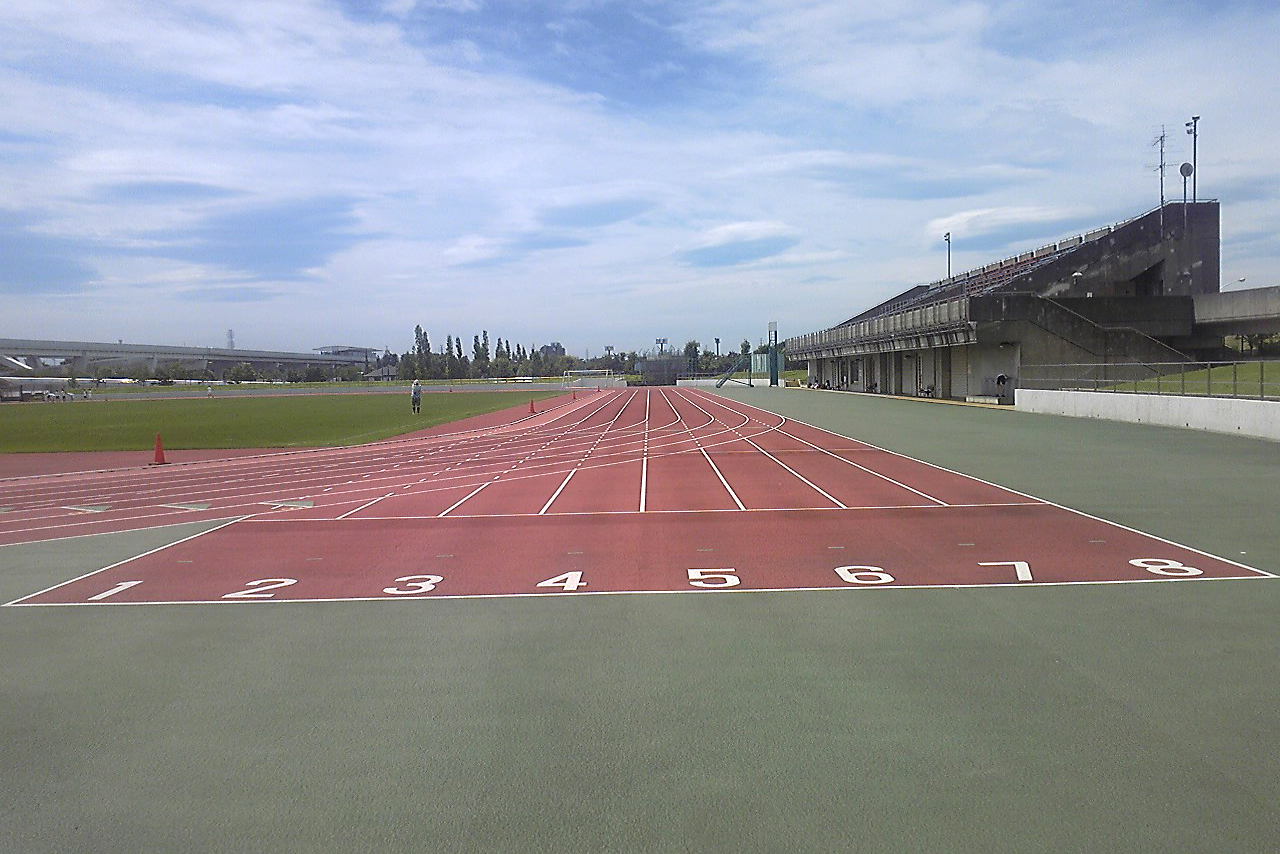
top-left (223, 578), bottom-right (298, 599)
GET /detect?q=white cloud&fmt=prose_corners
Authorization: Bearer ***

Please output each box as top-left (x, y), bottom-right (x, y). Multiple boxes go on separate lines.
top-left (686, 220), bottom-right (798, 248)
top-left (1, 0), bottom-right (1277, 353)
top-left (928, 206), bottom-right (1087, 241)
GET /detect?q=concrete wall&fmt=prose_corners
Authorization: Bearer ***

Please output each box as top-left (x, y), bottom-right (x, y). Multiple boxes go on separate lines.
top-left (1017, 203), bottom-right (1219, 299)
top-left (965, 342), bottom-right (1019, 397)
top-left (1016, 389), bottom-right (1280, 442)
top-left (1194, 286), bottom-right (1280, 335)
top-left (971, 294), bottom-right (1192, 374)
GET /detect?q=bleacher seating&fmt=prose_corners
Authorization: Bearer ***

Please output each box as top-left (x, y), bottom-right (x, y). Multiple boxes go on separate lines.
top-left (834, 221), bottom-right (1122, 327)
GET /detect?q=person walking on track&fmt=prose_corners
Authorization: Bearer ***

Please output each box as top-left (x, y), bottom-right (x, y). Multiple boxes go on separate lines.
top-left (411, 379), bottom-right (422, 414)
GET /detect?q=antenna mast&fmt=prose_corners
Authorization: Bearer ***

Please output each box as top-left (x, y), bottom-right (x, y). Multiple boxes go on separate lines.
top-left (1152, 126), bottom-right (1167, 236)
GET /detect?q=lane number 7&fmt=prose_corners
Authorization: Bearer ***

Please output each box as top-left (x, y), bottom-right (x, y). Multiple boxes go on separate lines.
top-left (978, 561), bottom-right (1033, 582)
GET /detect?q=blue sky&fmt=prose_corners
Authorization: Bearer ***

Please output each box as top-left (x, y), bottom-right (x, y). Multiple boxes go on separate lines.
top-left (2, 0), bottom-right (1277, 355)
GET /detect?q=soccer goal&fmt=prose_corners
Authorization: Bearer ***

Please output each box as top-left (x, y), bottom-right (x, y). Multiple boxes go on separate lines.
top-left (563, 369), bottom-right (624, 388)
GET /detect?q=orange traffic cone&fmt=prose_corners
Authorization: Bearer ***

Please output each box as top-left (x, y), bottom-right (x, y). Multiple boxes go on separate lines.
top-left (151, 432), bottom-right (168, 465)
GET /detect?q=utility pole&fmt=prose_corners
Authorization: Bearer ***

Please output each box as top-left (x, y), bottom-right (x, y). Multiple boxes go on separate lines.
top-left (1152, 126), bottom-right (1167, 236)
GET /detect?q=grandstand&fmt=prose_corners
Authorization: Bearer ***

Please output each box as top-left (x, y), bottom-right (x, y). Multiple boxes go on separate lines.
top-left (786, 201), bottom-right (1244, 401)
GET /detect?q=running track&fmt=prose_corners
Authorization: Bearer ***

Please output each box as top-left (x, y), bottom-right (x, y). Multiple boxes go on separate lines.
top-left (4, 388), bottom-right (1271, 606)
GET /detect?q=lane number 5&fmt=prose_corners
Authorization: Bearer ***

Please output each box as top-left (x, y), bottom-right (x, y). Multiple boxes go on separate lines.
top-left (688, 568), bottom-right (740, 588)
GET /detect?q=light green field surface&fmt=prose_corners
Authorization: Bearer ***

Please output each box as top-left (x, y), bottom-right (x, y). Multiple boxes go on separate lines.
top-left (0, 390), bottom-right (564, 452)
top-left (1105, 360), bottom-right (1279, 398)
top-left (2, 387), bottom-right (1278, 853)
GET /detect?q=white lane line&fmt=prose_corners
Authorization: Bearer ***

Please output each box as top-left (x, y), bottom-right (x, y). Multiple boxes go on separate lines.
top-left (639, 456), bottom-right (649, 513)
top-left (535, 389), bottom-right (636, 515)
top-left (640, 389), bottom-right (651, 512)
top-left (701, 449), bottom-right (746, 510)
top-left (691, 389), bottom-right (946, 506)
top-left (680, 404), bottom-right (845, 508)
top-left (660, 387), bottom-right (744, 511)
top-left (337, 492), bottom-right (396, 520)
top-left (539, 469), bottom-right (577, 515)
top-left (793, 438), bottom-right (949, 506)
top-left (748, 438), bottom-right (845, 508)
top-left (439, 482), bottom-right (490, 517)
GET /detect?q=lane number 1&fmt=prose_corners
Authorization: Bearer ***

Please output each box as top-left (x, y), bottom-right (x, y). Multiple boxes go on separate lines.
top-left (88, 580), bottom-right (144, 601)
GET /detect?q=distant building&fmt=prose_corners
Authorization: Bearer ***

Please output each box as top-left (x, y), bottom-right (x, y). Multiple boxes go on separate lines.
top-left (363, 365), bottom-right (398, 381)
top-left (316, 346), bottom-right (378, 367)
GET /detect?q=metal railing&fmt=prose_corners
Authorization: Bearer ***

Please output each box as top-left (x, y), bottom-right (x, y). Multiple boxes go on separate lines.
top-left (787, 298), bottom-right (971, 356)
top-left (1019, 360), bottom-right (1280, 400)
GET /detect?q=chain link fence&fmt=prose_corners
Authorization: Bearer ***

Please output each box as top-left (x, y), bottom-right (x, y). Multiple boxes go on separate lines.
top-left (1019, 360), bottom-right (1280, 400)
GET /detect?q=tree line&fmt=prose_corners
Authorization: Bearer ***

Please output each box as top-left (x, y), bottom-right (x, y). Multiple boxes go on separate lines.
top-left (385, 329), bottom-right (766, 381)
top-left (385, 327), bottom-right (639, 380)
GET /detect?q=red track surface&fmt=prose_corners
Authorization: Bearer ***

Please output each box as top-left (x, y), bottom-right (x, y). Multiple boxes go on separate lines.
top-left (4, 389), bottom-right (1271, 606)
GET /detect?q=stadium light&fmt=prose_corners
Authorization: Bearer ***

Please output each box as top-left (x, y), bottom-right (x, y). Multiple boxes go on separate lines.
top-left (944, 232), bottom-right (951, 278)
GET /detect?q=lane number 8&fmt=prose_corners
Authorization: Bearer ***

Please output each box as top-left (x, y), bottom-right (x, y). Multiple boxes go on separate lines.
top-left (1129, 558), bottom-right (1202, 577)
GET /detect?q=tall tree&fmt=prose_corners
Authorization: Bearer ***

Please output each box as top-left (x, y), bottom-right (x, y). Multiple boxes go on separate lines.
top-left (444, 335), bottom-right (458, 379)
top-left (397, 353), bottom-right (417, 380)
top-left (472, 332), bottom-right (491, 378)
top-left (455, 336), bottom-right (469, 378)
top-left (415, 326), bottom-right (433, 379)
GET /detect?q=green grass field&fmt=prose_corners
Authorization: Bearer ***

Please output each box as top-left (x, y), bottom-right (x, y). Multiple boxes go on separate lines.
top-left (1100, 361), bottom-right (1279, 398)
top-left (0, 390), bottom-right (563, 453)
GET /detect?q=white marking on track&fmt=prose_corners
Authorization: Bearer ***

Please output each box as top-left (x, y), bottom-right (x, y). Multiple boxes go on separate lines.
top-left (337, 492), bottom-right (395, 520)
top-left (540, 469), bottom-right (577, 515)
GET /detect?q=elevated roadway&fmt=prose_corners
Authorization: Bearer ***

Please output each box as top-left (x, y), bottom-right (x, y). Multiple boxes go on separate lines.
top-left (0, 338), bottom-right (373, 378)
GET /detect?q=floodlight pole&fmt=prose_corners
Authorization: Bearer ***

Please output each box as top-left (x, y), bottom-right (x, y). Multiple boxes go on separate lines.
top-left (1185, 115), bottom-right (1199, 201)
top-left (768, 322), bottom-right (779, 387)
top-left (1180, 162), bottom-right (1193, 231)
top-left (944, 232), bottom-right (951, 278)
